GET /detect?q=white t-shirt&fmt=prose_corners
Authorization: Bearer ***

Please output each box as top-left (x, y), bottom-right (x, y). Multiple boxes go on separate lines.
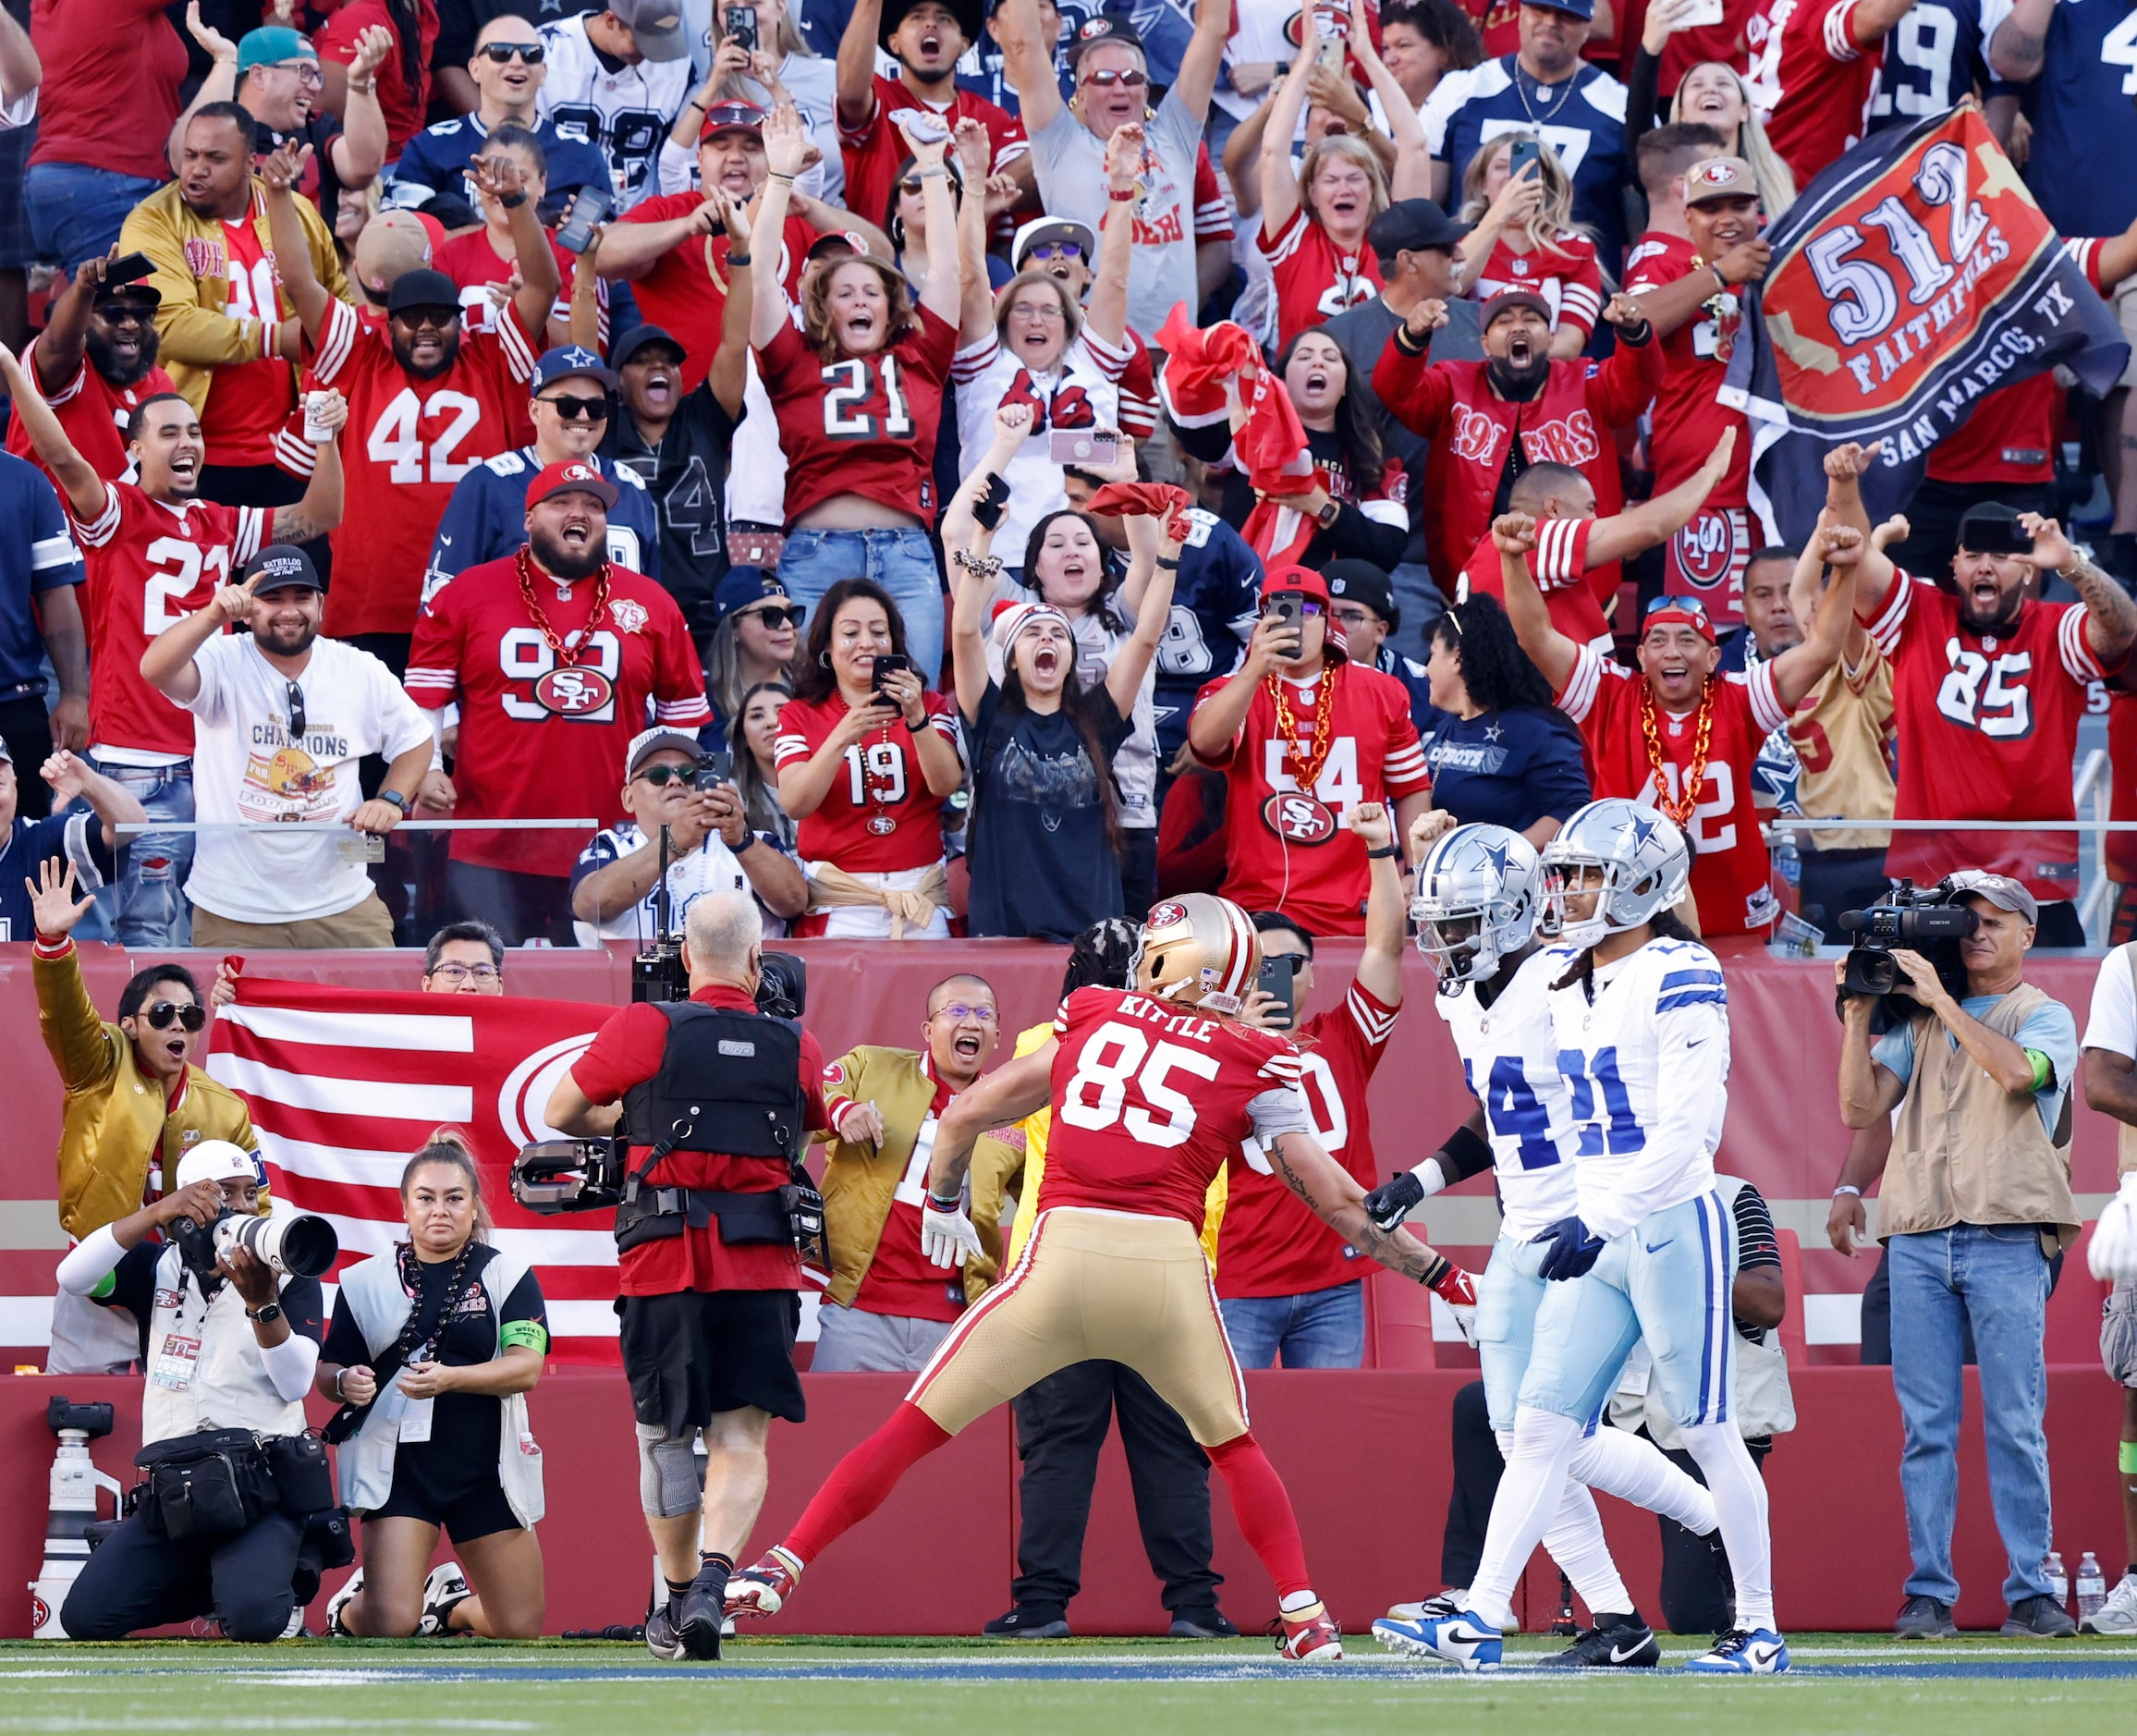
top-left (179, 633), bottom-right (435, 923)
top-left (2083, 947), bottom-right (2137, 1057)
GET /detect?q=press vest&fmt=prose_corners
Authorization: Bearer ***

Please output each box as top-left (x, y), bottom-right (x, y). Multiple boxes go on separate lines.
top-left (140, 1246), bottom-right (305, 1446)
top-left (621, 1002), bottom-right (807, 1168)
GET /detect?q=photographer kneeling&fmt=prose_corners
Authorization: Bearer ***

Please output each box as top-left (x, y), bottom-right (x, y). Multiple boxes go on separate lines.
top-left (1835, 872), bottom-right (2081, 1642)
top-left (53, 1142), bottom-right (330, 1644)
top-left (315, 1133), bottom-right (548, 1640)
top-left (543, 890), bottom-right (831, 1663)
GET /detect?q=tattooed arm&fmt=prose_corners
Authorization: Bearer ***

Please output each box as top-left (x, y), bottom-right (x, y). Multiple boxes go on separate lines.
top-left (1987, 0), bottom-right (2051, 79)
top-left (2020, 512), bottom-right (2137, 666)
top-left (1266, 1131), bottom-right (1443, 1281)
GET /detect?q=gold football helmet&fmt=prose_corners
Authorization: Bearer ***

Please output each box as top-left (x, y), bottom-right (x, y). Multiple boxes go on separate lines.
top-left (1135, 893), bottom-right (1262, 1016)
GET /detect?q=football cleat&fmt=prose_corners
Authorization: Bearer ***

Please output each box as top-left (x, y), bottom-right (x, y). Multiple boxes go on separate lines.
top-left (1540, 1611), bottom-right (1660, 1669)
top-left (1274, 1598), bottom-right (1343, 1661)
top-left (418, 1562), bottom-right (473, 1636)
top-left (324, 1568), bottom-right (363, 1638)
top-left (1385, 1590), bottom-right (1467, 1623)
top-left (1684, 1626), bottom-right (1790, 1673)
top-left (1372, 1608), bottom-right (1503, 1671)
top-left (725, 1545), bottom-right (802, 1619)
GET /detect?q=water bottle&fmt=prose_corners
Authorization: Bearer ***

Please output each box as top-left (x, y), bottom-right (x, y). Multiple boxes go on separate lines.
top-left (2077, 1552), bottom-right (2106, 1620)
top-left (2045, 1550), bottom-right (2068, 1608)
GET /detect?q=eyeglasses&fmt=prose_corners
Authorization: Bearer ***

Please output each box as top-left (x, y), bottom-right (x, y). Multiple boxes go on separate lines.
top-left (537, 393), bottom-right (611, 421)
top-left (478, 42), bottom-right (545, 63)
top-left (1007, 300), bottom-right (1068, 322)
top-left (1028, 241), bottom-right (1085, 263)
top-left (428, 962), bottom-right (502, 984)
top-left (269, 59), bottom-right (324, 86)
top-left (1081, 67), bottom-right (1148, 88)
top-left (1332, 605), bottom-right (1376, 628)
top-left (742, 605), bottom-right (806, 629)
top-left (636, 763), bottom-right (704, 787)
top-left (285, 680), bottom-right (306, 740)
top-left (144, 1001), bottom-right (207, 1033)
top-left (932, 1003), bottom-right (998, 1023)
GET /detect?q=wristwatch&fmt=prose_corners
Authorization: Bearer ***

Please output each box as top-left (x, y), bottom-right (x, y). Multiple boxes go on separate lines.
top-left (246, 1302), bottom-right (285, 1325)
top-left (1314, 497), bottom-right (1341, 529)
top-left (379, 788), bottom-right (414, 815)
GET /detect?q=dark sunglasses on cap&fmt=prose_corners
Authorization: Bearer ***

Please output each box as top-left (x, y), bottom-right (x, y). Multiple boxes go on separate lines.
top-left (1643, 594), bottom-right (1713, 622)
top-left (478, 41), bottom-right (544, 62)
top-left (144, 1001), bottom-right (207, 1033)
top-left (538, 392), bottom-right (612, 421)
top-left (1081, 67), bottom-right (1148, 88)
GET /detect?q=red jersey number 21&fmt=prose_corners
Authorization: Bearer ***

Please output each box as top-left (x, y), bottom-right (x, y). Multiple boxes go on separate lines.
top-left (823, 357), bottom-right (914, 439)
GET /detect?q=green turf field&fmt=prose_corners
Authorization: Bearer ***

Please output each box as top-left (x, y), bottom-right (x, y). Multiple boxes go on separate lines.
top-left (6, 1633), bottom-right (2135, 1734)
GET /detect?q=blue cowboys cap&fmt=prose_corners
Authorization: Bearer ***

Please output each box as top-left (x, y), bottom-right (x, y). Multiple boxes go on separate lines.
top-left (714, 567), bottom-right (798, 623)
top-left (531, 345), bottom-right (618, 395)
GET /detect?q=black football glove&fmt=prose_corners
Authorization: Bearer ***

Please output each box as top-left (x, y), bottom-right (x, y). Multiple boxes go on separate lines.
top-left (1362, 1169), bottom-right (1425, 1232)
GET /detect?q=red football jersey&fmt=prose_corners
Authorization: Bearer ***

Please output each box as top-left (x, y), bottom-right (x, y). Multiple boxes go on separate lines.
top-left (1459, 516), bottom-right (1612, 646)
top-left (305, 295), bottom-right (538, 641)
top-left (1471, 232), bottom-right (1604, 340)
top-left (432, 226), bottom-right (596, 348)
top-left (758, 304), bottom-right (959, 526)
top-left (838, 74), bottom-right (1025, 253)
top-left (1259, 206), bottom-right (1384, 348)
top-left (1461, 0), bottom-right (1521, 55)
top-left (201, 215), bottom-right (299, 466)
top-left (771, 688), bottom-right (963, 874)
top-left (72, 482), bottom-right (264, 757)
top-left (1191, 660), bottom-right (1430, 937)
top-left (829, 1057), bottom-right (967, 1324)
top-left (1039, 984), bottom-right (1307, 1228)
top-left (1741, 0), bottom-right (1881, 183)
top-left (1216, 979), bottom-right (1398, 1299)
top-left (403, 554), bottom-right (711, 876)
top-left (1191, 143), bottom-right (1235, 248)
top-left (1868, 574), bottom-right (2103, 899)
top-left (622, 202), bottom-right (819, 396)
top-left (4, 342), bottom-right (177, 487)
top-left (1117, 323), bottom-right (1159, 441)
top-left (1559, 642), bottom-right (1790, 935)
top-left (1623, 230), bottom-right (1751, 507)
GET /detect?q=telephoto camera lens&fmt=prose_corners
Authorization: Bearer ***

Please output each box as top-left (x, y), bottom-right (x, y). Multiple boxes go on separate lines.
top-left (213, 1212), bottom-right (339, 1278)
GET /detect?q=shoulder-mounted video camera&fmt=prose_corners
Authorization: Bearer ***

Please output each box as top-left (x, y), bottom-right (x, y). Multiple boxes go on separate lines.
top-left (1836, 877), bottom-right (1978, 1025)
top-left (629, 824), bottom-right (807, 1018)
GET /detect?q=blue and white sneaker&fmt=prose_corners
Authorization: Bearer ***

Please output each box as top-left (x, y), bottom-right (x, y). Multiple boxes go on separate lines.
top-left (1684, 1627), bottom-right (1789, 1673)
top-left (1372, 1608), bottom-right (1504, 1671)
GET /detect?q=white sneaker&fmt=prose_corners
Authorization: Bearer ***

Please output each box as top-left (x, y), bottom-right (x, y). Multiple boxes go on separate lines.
top-left (325, 1569), bottom-right (363, 1638)
top-left (1382, 1590), bottom-right (1520, 1632)
top-left (419, 1562), bottom-right (474, 1636)
top-left (2082, 1573), bottom-right (2137, 1635)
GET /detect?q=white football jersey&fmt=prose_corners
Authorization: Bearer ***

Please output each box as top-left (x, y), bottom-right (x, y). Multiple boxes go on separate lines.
top-left (536, 14), bottom-right (692, 210)
top-left (1546, 936), bottom-right (1731, 1241)
top-left (1436, 946), bottom-right (1583, 1241)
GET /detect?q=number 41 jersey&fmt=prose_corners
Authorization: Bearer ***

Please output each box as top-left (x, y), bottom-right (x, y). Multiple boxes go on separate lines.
top-left (1039, 985), bottom-right (1312, 1229)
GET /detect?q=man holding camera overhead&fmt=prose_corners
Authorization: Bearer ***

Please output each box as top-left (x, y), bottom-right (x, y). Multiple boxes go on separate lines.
top-left (1834, 869), bottom-right (2082, 1642)
top-left (52, 1138), bottom-right (333, 1644)
top-left (543, 889), bottom-right (832, 1664)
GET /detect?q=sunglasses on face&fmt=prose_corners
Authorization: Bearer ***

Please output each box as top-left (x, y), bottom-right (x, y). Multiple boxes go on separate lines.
top-left (395, 307), bottom-right (459, 331)
top-left (478, 42), bottom-right (545, 63)
top-left (144, 1001), bottom-right (207, 1033)
top-left (96, 302), bottom-right (156, 325)
top-left (538, 393), bottom-right (611, 421)
top-left (933, 1003), bottom-right (998, 1023)
top-left (637, 763), bottom-right (705, 787)
top-left (743, 605), bottom-right (806, 629)
top-left (427, 962), bottom-right (501, 984)
top-left (1029, 240), bottom-right (1085, 263)
top-left (1081, 67), bottom-right (1148, 88)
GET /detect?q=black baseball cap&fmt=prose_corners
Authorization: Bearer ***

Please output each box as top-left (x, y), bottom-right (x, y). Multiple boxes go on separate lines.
top-left (880, 0), bottom-right (983, 47)
top-left (610, 324), bottom-right (687, 371)
top-left (385, 268), bottom-right (462, 317)
top-left (1067, 13), bottom-right (1145, 64)
top-left (241, 544), bottom-right (324, 593)
top-left (1368, 199), bottom-right (1469, 263)
top-left (1324, 561), bottom-right (1398, 630)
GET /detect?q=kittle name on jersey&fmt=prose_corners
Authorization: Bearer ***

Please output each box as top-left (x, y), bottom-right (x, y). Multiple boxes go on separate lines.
top-left (1105, 996), bottom-right (1224, 1045)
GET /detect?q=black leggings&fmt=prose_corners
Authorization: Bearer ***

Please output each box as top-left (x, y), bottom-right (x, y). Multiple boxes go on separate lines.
top-left (61, 1509), bottom-right (306, 1643)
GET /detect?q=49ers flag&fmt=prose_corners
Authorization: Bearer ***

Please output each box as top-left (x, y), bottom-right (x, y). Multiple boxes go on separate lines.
top-left (1721, 106), bottom-right (2128, 542)
top-left (205, 977), bottom-right (620, 1363)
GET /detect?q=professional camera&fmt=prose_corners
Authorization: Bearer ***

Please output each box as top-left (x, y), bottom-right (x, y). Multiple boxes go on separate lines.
top-left (511, 1135), bottom-right (629, 1215)
top-left (1838, 878), bottom-right (1978, 1008)
top-left (169, 1209), bottom-right (339, 1283)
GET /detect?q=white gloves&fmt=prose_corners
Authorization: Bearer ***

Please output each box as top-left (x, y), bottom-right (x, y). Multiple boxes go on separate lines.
top-left (2090, 1174), bottom-right (2137, 1282)
top-left (921, 1199), bottom-right (983, 1269)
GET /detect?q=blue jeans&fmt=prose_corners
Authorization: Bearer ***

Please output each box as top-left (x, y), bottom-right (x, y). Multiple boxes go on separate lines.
top-left (24, 163), bottom-right (165, 275)
top-left (1887, 1223), bottom-right (2055, 1608)
top-left (1219, 1281), bottom-right (1363, 1370)
top-left (777, 527), bottom-right (945, 686)
top-left (82, 757), bottom-right (193, 948)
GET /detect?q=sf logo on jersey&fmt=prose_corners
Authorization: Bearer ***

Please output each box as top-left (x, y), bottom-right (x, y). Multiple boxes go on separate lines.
top-left (500, 626), bottom-right (622, 722)
top-left (1261, 791), bottom-right (1338, 844)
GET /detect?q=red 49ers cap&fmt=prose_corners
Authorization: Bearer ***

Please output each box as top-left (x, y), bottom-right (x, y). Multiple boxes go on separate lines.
top-left (1260, 564), bottom-right (1330, 605)
top-left (525, 459), bottom-right (619, 512)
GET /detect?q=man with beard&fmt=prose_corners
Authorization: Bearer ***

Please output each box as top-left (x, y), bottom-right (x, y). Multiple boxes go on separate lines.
top-left (6, 250), bottom-right (178, 491)
top-left (1831, 442), bottom-right (2137, 944)
top-left (118, 103), bottom-right (350, 517)
top-left (0, 345), bottom-right (346, 947)
top-left (1372, 288), bottom-right (1662, 603)
top-left (140, 544), bottom-right (442, 948)
top-left (262, 140), bottom-right (557, 669)
top-left (404, 460), bottom-right (712, 943)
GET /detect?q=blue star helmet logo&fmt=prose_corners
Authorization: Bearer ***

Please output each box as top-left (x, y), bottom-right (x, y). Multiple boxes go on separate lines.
top-left (1617, 810), bottom-right (1660, 854)
top-left (1477, 837), bottom-right (1512, 881)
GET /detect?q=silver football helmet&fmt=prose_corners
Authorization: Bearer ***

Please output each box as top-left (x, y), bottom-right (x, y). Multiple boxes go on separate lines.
top-left (1410, 823), bottom-right (1545, 988)
top-left (1540, 799), bottom-right (1691, 948)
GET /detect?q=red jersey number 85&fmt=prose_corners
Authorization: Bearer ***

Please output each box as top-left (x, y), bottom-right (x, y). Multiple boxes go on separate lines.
top-left (1058, 1021), bottom-right (1220, 1150)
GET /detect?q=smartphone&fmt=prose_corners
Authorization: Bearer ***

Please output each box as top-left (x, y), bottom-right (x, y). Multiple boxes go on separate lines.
top-left (1675, 0), bottom-right (1726, 25)
top-left (724, 3), bottom-right (758, 51)
top-left (1257, 952), bottom-right (1299, 1027)
top-left (1508, 137), bottom-right (1543, 183)
top-left (902, 110), bottom-right (952, 146)
top-left (1264, 591), bottom-right (1306, 659)
top-left (1048, 428), bottom-right (1119, 467)
top-left (103, 251), bottom-right (156, 289)
top-left (871, 653), bottom-right (912, 693)
top-left (555, 183), bottom-right (613, 254)
top-left (693, 752), bottom-right (734, 789)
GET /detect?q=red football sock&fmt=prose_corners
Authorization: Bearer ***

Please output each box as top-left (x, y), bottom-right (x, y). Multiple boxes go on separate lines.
top-left (1206, 1432), bottom-right (1313, 1601)
top-left (784, 1401), bottom-right (953, 1566)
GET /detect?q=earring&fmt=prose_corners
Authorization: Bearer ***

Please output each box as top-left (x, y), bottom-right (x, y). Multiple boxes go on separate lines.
top-left (818, 649), bottom-right (832, 667)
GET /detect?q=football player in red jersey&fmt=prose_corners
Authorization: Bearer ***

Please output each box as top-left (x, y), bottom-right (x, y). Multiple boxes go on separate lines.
top-left (0, 345), bottom-right (347, 946)
top-left (724, 892), bottom-right (1466, 1661)
top-left (1496, 507), bottom-right (1858, 935)
top-left (262, 141), bottom-right (556, 665)
top-left (403, 459), bottom-right (712, 944)
top-left (1187, 565), bottom-right (1433, 937)
top-left (1826, 440), bottom-right (2137, 944)
top-left (1740, 0), bottom-right (1915, 183)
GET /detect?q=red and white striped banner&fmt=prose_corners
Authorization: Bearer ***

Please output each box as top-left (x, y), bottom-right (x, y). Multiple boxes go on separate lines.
top-left (205, 977), bottom-right (621, 1363)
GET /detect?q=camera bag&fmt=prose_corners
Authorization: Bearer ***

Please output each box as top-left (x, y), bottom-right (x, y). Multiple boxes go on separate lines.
top-left (133, 1427), bottom-right (272, 1542)
top-left (263, 1431), bottom-right (337, 1515)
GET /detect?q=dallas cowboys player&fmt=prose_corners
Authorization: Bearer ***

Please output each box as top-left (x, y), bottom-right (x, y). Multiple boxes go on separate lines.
top-left (1365, 822), bottom-right (1722, 1669)
top-left (1394, 800), bottom-right (1787, 1674)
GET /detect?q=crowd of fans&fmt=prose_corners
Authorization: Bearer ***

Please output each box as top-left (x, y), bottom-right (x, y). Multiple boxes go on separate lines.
top-left (0, 0), bottom-right (2135, 954)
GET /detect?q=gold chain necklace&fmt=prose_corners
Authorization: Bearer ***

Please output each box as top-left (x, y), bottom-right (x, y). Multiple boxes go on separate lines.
top-left (1268, 660), bottom-right (1341, 795)
top-left (1639, 677), bottom-right (1715, 827)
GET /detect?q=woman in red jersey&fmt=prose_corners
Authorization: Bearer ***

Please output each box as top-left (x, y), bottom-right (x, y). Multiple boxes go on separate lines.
top-left (1453, 134), bottom-right (1602, 360)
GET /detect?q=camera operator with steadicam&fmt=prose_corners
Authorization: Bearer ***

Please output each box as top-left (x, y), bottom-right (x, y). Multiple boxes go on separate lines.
top-left (537, 889), bottom-right (832, 1664)
top-left (51, 1140), bottom-right (343, 1644)
top-left (1833, 869), bottom-right (2083, 1641)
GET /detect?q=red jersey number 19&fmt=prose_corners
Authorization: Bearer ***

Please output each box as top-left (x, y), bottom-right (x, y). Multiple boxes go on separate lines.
top-left (145, 538), bottom-right (231, 633)
top-left (1059, 1021), bottom-right (1220, 1149)
top-left (368, 387), bottom-right (485, 484)
top-left (824, 356), bottom-right (914, 439)
top-left (844, 740), bottom-right (907, 801)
